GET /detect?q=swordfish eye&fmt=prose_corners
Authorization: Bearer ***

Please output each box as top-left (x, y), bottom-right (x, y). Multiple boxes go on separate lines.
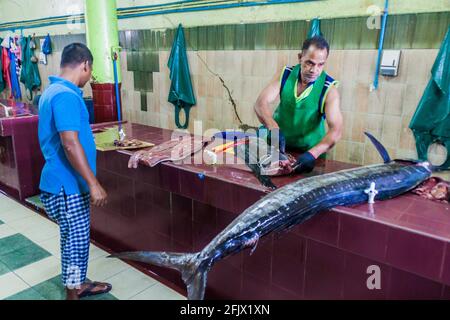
top-left (419, 161), bottom-right (432, 171)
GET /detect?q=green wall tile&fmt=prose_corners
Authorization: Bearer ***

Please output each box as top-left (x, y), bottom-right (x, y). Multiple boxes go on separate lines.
top-left (279, 21), bottom-right (292, 50)
top-left (142, 30), bottom-right (152, 50)
top-left (138, 30), bottom-right (145, 49)
top-left (384, 14), bottom-right (415, 49)
top-left (151, 51), bottom-right (160, 72)
top-left (216, 25), bottom-right (225, 50)
top-left (186, 27), bottom-right (199, 50)
top-left (198, 26), bottom-right (208, 50)
top-left (138, 51), bottom-right (145, 72)
top-left (153, 31), bottom-right (160, 51)
top-left (412, 12), bottom-right (450, 49)
top-left (140, 91), bottom-right (147, 111)
top-left (265, 22), bottom-right (278, 50)
top-left (125, 30), bottom-right (133, 51)
top-left (255, 23), bottom-right (267, 50)
top-left (126, 51), bottom-right (134, 71)
top-left (119, 31), bottom-right (126, 49)
top-left (332, 17), bottom-right (359, 49)
top-left (164, 28), bottom-right (175, 50)
top-left (119, 11), bottom-right (448, 54)
top-left (133, 72), bottom-right (141, 91)
top-left (234, 24), bottom-right (246, 50)
top-left (287, 20), bottom-right (307, 49)
top-left (206, 25), bottom-right (218, 50)
top-left (359, 22), bottom-right (380, 49)
top-left (223, 24), bottom-right (236, 50)
top-left (321, 18), bottom-right (335, 47)
top-left (244, 24), bottom-right (256, 50)
top-left (130, 30), bottom-right (139, 51)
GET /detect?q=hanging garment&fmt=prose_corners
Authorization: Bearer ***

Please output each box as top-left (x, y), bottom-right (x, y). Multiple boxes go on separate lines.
top-left (308, 18), bottom-right (323, 38)
top-left (20, 35), bottom-right (41, 100)
top-left (0, 38), bottom-right (4, 93)
top-left (2, 47), bottom-right (12, 94)
top-left (409, 26), bottom-right (450, 168)
top-left (10, 36), bottom-right (21, 76)
top-left (42, 33), bottom-right (52, 55)
top-left (1, 36), bottom-right (10, 49)
top-left (167, 24), bottom-right (196, 129)
top-left (9, 47), bottom-right (22, 100)
top-left (39, 34), bottom-right (52, 65)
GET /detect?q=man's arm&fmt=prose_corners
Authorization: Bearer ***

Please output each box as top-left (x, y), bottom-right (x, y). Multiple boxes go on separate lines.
top-left (308, 86), bottom-right (343, 159)
top-left (60, 131), bottom-right (107, 207)
top-left (254, 70), bottom-right (283, 130)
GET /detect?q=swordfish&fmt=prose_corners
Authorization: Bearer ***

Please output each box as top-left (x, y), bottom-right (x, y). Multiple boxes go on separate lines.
top-left (109, 132), bottom-right (443, 300)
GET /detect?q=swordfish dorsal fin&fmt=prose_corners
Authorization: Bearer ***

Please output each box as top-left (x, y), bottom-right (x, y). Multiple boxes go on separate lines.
top-left (364, 132), bottom-right (391, 163)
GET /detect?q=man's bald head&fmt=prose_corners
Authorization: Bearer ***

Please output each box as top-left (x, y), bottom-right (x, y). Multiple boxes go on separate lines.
top-left (301, 36), bottom-right (330, 57)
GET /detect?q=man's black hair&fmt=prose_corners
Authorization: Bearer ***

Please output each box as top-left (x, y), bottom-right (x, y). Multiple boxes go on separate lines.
top-left (60, 43), bottom-right (93, 68)
top-left (302, 36), bottom-right (330, 56)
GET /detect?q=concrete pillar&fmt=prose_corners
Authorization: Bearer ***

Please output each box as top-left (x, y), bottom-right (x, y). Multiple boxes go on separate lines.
top-left (85, 0), bottom-right (122, 123)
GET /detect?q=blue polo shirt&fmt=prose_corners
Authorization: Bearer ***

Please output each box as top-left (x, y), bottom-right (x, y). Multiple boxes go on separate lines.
top-left (38, 76), bottom-right (96, 195)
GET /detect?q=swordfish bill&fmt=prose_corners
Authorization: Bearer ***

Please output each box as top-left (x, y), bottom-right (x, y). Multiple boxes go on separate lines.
top-left (109, 132), bottom-right (434, 300)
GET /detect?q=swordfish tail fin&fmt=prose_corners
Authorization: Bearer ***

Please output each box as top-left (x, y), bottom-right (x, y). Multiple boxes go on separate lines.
top-left (108, 251), bottom-right (208, 300)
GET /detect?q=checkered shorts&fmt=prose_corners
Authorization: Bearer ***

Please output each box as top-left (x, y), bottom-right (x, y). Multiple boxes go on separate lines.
top-left (40, 188), bottom-right (91, 288)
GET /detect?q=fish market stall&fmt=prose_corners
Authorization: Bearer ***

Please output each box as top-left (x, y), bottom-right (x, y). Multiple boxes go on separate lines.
top-left (90, 122), bottom-right (450, 300)
top-left (0, 99), bottom-right (44, 200)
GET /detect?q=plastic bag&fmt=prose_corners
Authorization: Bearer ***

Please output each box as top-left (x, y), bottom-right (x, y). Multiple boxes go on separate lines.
top-left (42, 34), bottom-right (52, 55)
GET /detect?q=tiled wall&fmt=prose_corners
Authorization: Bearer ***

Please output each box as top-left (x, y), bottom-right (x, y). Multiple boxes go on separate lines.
top-left (2, 12), bottom-right (448, 167)
top-left (119, 48), bottom-right (442, 166)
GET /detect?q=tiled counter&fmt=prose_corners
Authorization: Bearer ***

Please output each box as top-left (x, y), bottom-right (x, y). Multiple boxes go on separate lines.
top-left (91, 123), bottom-right (450, 299)
top-left (0, 100), bottom-right (44, 200)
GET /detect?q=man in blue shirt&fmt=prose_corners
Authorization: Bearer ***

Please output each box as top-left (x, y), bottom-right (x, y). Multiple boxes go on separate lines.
top-left (38, 43), bottom-right (110, 300)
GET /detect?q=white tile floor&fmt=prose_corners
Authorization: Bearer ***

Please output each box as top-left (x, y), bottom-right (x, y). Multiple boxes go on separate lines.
top-left (0, 193), bottom-right (186, 300)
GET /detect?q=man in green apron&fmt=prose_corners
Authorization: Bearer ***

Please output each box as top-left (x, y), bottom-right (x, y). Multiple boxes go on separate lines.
top-left (254, 36), bottom-right (343, 174)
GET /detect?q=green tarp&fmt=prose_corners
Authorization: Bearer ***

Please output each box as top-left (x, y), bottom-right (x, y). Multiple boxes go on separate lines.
top-left (167, 24), bottom-right (196, 129)
top-left (409, 26), bottom-right (450, 168)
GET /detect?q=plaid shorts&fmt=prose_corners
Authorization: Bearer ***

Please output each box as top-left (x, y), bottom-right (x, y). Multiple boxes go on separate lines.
top-left (40, 188), bottom-right (91, 288)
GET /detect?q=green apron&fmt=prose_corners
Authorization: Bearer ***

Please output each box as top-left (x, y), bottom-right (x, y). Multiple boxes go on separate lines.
top-left (273, 64), bottom-right (329, 152)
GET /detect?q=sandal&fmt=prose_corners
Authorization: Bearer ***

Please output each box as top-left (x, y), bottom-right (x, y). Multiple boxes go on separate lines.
top-left (77, 281), bottom-right (112, 298)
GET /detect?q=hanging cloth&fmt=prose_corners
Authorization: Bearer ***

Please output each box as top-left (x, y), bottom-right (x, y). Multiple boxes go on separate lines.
top-left (167, 24), bottom-right (196, 129)
top-left (42, 33), bottom-right (52, 55)
top-left (307, 18), bottom-right (323, 39)
top-left (9, 37), bottom-right (22, 100)
top-left (9, 50), bottom-right (22, 99)
top-left (40, 33), bottom-right (52, 65)
top-left (0, 38), bottom-right (4, 93)
top-left (1, 47), bottom-right (12, 93)
top-left (20, 35), bottom-right (41, 100)
top-left (409, 26), bottom-right (450, 168)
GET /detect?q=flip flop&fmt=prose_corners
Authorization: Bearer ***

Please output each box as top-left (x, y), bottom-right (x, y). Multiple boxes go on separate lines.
top-left (78, 281), bottom-right (112, 298)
